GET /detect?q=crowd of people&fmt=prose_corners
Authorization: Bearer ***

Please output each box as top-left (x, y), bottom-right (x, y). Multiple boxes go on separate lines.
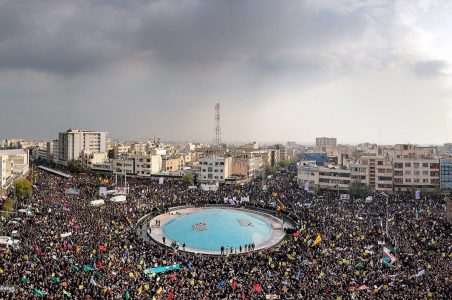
top-left (0, 162), bottom-right (451, 299)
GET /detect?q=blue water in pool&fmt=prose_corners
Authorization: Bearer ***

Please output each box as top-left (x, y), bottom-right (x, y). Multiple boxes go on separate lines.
top-left (163, 209), bottom-right (272, 251)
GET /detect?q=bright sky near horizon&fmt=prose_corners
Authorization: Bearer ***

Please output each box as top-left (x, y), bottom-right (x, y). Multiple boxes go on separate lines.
top-left (0, 0), bottom-right (451, 145)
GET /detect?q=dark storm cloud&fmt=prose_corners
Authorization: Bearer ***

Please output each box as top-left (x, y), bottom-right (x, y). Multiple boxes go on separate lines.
top-left (0, 0), bottom-right (138, 75)
top-left (0, 0), bottom-right (376, 76)
top-left (413, 60), bottom-right (448, 78)
top-left (0, 0), bottom-right (450, 143)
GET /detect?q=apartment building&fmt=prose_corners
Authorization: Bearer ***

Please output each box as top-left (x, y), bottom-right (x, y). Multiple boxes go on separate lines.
top-left (162, 156), bottom-right (184, 172)
top-left (440, 158), bottom-right (452, 192)
top-left (389, 145), bottom-right (439, 192)
top-left (230, 157), bottom-right (264, 179)
top-left (0, 149), bottom-right (29, 191)
top-left (58, 129), bottom-right (107, 162)
top-left (131, 154), bottom-right (162, 176)
top-left (349, 163), bottom-right (370, 185)
top-left (316, 137), bottom-right (337, 147)
top-left (297, 165), bottom-right (351, 191)
top-left (81, 150), bottom-right (108, 168)
top-left (195, 156), bottom-right (232, 183)
top-left (113, 144), bottom-right (130, 159)
top-left (112, 159), bottom-right (135, 175)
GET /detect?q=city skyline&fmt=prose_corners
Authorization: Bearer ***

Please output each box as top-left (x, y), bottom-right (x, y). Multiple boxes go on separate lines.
top-left (0, 0), bottom-right (451, 144)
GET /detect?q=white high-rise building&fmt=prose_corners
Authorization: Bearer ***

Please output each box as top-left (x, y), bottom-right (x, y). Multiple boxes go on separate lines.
top-left (58, 129), bottom-right (107, 162)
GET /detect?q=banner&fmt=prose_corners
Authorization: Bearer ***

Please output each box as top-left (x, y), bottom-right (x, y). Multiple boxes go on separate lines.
top-left (116, 187), bottom-right (126, 194)
top-left (304, 181), bottom-right (310, 192)
top-left (99, 187), bottom-right (107, 197)
top-left (383, 246), bottom-right (397, 268)
top-left (240, 196), bottom-right (250, 203)
top-left (415, 190), bottom-right (421, 200)
top-left (60, 232), bottom-right (72, 238)
top-left (66, 188), bottom-right (80, 195)
top-left (159, 177), bottom-right (164, 185)
top-left (143, 264), bottom-right (180, 275)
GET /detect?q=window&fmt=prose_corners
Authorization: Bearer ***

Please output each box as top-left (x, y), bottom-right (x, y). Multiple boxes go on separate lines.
top-left (377, 161), bottom-right (383, 165)
top-left (414, 163), bottom-right (419, 168)
top-left (405, 163), bottom-right (411, 167)
top-left (405, 170), bottom-right (411, 175)
top-left (422, 163), bottom-right (428, 168)
top-left (405, 178), bottom-right (411, 183)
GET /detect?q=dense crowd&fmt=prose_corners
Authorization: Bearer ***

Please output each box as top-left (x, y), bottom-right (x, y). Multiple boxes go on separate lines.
top-left (1, 163), bottom-right (451, 299)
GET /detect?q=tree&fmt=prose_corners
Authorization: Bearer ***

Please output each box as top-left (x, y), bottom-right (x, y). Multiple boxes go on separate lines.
top-left (1, 197), bottom-right (15, 217)
top-left (182, 173), bottom-right (194, 185)
top-left (348, 180), bottom-right (371, 198)
top-left (14, 178), bottom-right (32, 199)
top-left (67, 160), bottom-right (82, 173)
top-left (265, 165), bottom-right (278, 176)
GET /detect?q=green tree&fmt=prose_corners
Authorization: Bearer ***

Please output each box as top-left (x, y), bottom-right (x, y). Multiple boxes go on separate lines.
top-left (348, 180), bottom-right (372, 198)
top-left (265, 165), bottom-right (278, 176)
top-left (14, 178), bottom-right (32, 199)
top-left (182, 173), bottom-right (194, 184)
top-left (67, 160), bottom-right (82, 173)
top-left (1, 197), bottom-right (15, 217)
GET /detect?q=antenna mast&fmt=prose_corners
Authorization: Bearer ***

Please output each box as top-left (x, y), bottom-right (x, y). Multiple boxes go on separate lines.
top-left (213, 103), bottom-right (221, 147)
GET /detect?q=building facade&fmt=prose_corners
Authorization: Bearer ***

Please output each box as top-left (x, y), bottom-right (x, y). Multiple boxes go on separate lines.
top-left (0, 149), bottom-right (29, 192)
top-left (316, 137), bottom-right (337, 147)
top-left (440, 159), bottom-right (452, 192)
top-left (58, 129), bottom-right (107, 162)
top-left (162, 157), bottom-right (184, 172)
top-left (390, 145), bottom-right (439, 192)
top-left (195, 156), bottom-right (232, 183)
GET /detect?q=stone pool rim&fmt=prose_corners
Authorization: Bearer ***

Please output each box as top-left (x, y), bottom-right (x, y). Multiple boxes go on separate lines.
top-left (147, 206), bottom-right (288, 255)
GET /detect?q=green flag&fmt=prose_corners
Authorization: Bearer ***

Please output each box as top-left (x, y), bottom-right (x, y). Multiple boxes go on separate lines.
top-left (71, 265), bottom-right (80, 271)
top-left (20, 276), bottom-right (30, 284)
top-left (84, 265), bottom-right (93, 271)
top-left (355, 262), bottom-right (365, 270)
top-left (125, 290), bottom-right (130, 300)
top-left (63, 289), bottom-right (72, 297)
top-left (51, 276), bottom-right (60, 283)
top-left (34, 288), bottom-right (45, 297)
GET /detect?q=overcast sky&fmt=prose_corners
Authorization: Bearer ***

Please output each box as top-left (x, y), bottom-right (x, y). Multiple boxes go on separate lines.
top-left (0, 0), bottom-right (451, 145)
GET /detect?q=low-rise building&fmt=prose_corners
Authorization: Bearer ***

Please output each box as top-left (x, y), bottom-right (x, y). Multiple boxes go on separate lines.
top-left (230, 157), bottom-right (264, 180)
top-left (440, 158), bottom-right (452, 192)
top-left (0, 149), bottom-right (29, 192)
top-left (162, 156), bottom-right (184, 172)
top-left (297, 164), bottom-right (351, 191)
top-left (81, 150), bottom-right (108, 168)
top-left (195, 156), bottom-right (232, 183)
top-left (112, 158), bottom-right (135, 175)
top-left (131, 154), bottom-right (162, 176)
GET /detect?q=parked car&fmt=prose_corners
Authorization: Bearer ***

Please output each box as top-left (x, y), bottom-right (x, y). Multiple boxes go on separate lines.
top-left (0, 236), bottom-right (20, 248)
top-left (17, 209), bottom-right (34, 217)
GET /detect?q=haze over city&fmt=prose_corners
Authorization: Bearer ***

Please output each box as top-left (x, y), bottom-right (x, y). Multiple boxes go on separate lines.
top-left (0, 0), bottom-right (451, 144)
